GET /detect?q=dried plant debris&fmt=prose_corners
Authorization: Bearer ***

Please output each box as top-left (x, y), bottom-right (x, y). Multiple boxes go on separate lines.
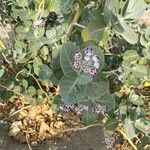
top-left (5, 99), bottom-right (84, 144)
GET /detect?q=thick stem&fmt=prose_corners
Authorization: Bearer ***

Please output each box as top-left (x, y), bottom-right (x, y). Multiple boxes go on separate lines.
top-left (67, 7), bottom-right (82, 38)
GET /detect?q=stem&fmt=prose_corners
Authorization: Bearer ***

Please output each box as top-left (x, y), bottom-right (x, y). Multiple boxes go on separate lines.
top-left (67, 7), bottom-right (82, 37)
top-left (73, 23), bottom-right (86, 28)
top-left (117, 128), bottom-right (137, 150)
top-left (28, 73), bottom-right (50, 100)
top-left (1, 53), bottom-right (12, 67)
top-left (9, 106), bottom-right (31, 118)
top-left (58, 123), bottom-right (103, 133)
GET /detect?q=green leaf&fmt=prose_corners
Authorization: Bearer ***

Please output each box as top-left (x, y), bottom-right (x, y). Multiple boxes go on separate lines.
top-left (46, 24), bottom-right (67, 43)
top-left (130, 107), bottom-right (146, 121)
top-left (60, 42), bottom-right (79, 78)
top-left (142, 49), bottom-right (150, 59)
top-left (60, 0), bottom-right (75, 14)
top-left (51, 95), bottom-right (63, 113)
top-left (33, 57), bottom-right (43, 76)
top-left (103, 0), bottom-right (120, 25)
top-left (0, 68), bottom-right (4, 77)
top-left (97, 93), bottom-right (116, 111)
top-left (135, 119), bottom-right (150, 135)
top-left (46, 28), bottom-right (57, 41)
top-left (88, 19), bottom-right (106, 43)
top-left (40, 46), bottom-right (49, 56)
top-left (59, 76), bottom-right (87, 103)
top-left (39, 64), bottom-right (52, 80)
top-left (105, 118), bottom-right (119, 131)
top-left (81, 110), bottom-right (98, 125)
top-left (21, 79), bottom-right (28, 90)
top-left (86, 73), bottom-right (109, 98)
top-left (129, 93), bottom-right (144, 106)
top-left (123, 0), bottom-right (147, 19)
top-left (123, 50), bottom-right (139, 61)
top-left (127, 74), bottom-right (141, 86)
top-left (52, 52), bottom-right (64, 82)
top-left (123, 118), bottom-right (135, 139)
top-left (119, 101), bottom-right (127, 116)
top-left (15, 26), bottom-right (29, 39)
top-left (14, 0), bottom-right (28, 7)
top-left (27, 86), bottom-right (36, 96)
top-left (34, 28), bottom-right (45, 39)
top-left (46, 0), bottom-right (60, 12)
top-left (132, 65), bottom-right (148, 78)
top-left (77, 73), bottom-right (92, 85)
top-left (113, 17), bottom-right (139, 44)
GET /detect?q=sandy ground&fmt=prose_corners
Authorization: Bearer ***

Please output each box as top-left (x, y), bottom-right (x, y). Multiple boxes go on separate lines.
top-left (0, 124), bottom-right (107, 150)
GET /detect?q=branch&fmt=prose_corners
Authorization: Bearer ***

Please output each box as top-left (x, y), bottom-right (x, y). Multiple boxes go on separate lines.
top-left (28, 73), bottom-right (50, 100)
top-left (67, 7), bottom-right (82, 37)
top-left (117, 128), bottom-right (137, 150)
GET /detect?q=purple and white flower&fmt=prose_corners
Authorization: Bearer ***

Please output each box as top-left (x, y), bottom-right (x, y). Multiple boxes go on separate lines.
top-left (74, 51), bottom-right (82, 60)
top-left (85, 47), bottom-right (94, 56)
top-left (74, 104), bottom-right (89, 115)
top-left (94, 105), bottom-right (106, 114)
top-left (89, 67), bottom-right (98, 76)
top-left (72, 47), bottom-right (101, 76)
top-left (72, 60), bottom-right (81, 69)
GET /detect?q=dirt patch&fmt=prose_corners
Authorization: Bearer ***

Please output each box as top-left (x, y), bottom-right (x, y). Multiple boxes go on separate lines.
top-left (0, 124), bottom-right (107, 150)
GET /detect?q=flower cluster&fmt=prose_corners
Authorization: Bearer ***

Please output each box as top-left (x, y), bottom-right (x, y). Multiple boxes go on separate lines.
top-left (72, 47), bottom-right (100, 76)
top-left (59, 104), bottom-right (106, 115)
top-left (92, 104), bottom-right (106, 114)
top-left (59, 104), bottom-right (88, 115)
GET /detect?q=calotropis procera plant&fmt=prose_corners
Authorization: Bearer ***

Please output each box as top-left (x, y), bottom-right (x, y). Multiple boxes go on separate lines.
top-left (58, 42), bottom-right (115, 124)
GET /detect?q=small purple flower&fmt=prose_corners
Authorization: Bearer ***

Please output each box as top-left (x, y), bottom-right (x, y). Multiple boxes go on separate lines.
top-left (94, 105), bottom-right (106, 114)
top-left (59, 106), bottom-right (64, 111)
top-left (74, 107), bottom-right (83, 115)
top-left (59, 104), bottom-right (75, 113)
top-left (93, 55), bottom-right (100, 62)
top-left (59, 106), bottom-right (70, 112)
top-left (74, 105), bottom-right (88, 115)
top-left (89, 67), bottom-right (98, 76)
top-left (65, 104), bottom-right (75, 110)
top-left (80, 105), bottom-right (89, 111)
top-left (74, 51), bottom-right (82, 60)
top-left (72, 60), bottom-right (81, 69)
top-left (85, 47), bottom-right (94, 56)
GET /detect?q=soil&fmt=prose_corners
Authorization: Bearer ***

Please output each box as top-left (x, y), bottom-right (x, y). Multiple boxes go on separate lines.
top-left (0, 124), bottom-right (107, 150)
